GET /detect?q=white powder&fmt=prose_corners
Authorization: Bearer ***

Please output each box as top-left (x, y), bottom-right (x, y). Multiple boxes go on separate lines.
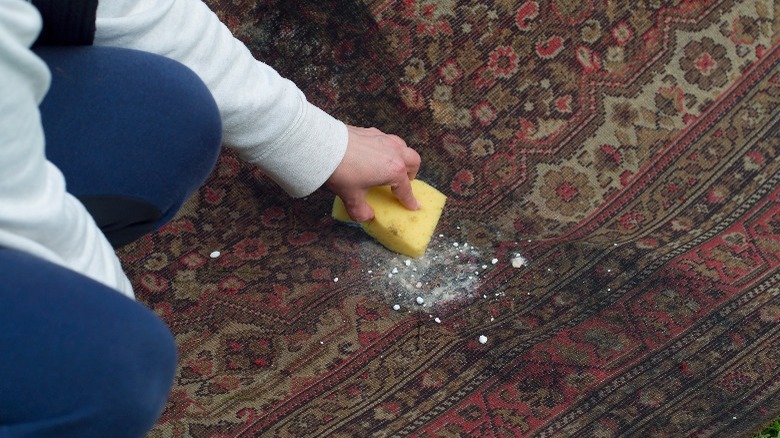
top-left (355, 233), bottom-right (500, 309)
top-left (479, 335), bottom-right (488, 344)
top-left (510, 254), bottom-right (528, 268)
top-left (350, 226), bottom-right (533, 321)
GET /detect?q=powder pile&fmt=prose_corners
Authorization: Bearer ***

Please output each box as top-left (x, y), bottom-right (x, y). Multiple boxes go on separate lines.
top-left (355, 232), bottom-right (508, 310)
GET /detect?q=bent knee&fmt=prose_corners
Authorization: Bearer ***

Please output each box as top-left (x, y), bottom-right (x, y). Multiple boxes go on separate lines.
top-left (92, 313), bottom-right (178, 435)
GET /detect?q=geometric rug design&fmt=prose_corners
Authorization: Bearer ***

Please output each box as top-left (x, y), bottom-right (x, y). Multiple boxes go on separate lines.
top-left (117, 0), bottom-right (780, 435)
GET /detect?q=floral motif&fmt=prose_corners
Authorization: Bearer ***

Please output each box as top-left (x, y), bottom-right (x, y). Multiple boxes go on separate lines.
top-left (619, 211), bottom-right (645, 230)
top-left (404, 57), bottom-right (426, 83)
top-left (539, 166), bottom-right (594, 217)
top-left (580, 19), bottom-right (601, 43)
top-left (483, 152), bottom-right (518, 187)
top-left (219, 276), bottom-right (245, 292)
top-left (516, 83), bottom-right (552, 115)
top-left (451, 169), bottom-right (475, 195)
top-left (401, 0), bottom-right (456, 35)
top-left (638, 389), bottom-right (665, 408)
top-left (536, 35), bottom-right (565, 59)
top-left (181, 252), bottom-right (207, 269)
top-left (604, 46), bottom-right (626, 73)
top-left (470, 138), bottom-right (495, 157)
top-left (611, 102), bottom-right (639, 128)
top-left (461, 4), bottom-right (500, 36)
top-left (759, 306), bottom-right (780, 323)
top-left (221, 332), bottom-right (273, 373)
top-left (515, 1), bottom-right (539, 31)
top-left (473, 66), bottom-right (497, 89)
top-left (472, 101), bottom-right (497, 125)
top-left (144, 252), bottom-right (169, 271)
top-left (679, 37), bottom-right (733, 91)
top-left (488, 45), bottom-right (521, 78)
top-left (378, 20), bottom-right (412, 64)
top-left (139, 272), bottom-right (169, 292)
top-left (729, 16), bottom-right (760, 45)
top-left (234, 237), bottom-right (267, 260)
top-left (612, 21), bottom-right (633, 45)
top-left (552, 0), bottom-right (593, 24)
top-left (655, 86), bottom-right (685, 116)
top-left (399, 84), bottom-right (426, 109)
top-left (438, 59), bottom-right (463, 84)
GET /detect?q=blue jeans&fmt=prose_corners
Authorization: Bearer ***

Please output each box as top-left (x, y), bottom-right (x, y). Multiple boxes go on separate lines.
top-left (0, 46), bottom-right (222, 437)
top-left (37, 45), bottom-right (222, 247)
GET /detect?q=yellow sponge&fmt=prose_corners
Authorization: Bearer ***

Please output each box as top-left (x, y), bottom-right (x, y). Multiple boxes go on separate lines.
top-left (332, 180), bottom-right (447, 257)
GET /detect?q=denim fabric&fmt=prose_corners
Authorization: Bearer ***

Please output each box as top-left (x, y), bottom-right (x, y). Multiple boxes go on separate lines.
top-left (36, 45), bottom-right (222, 246)
top-left (0, 248), bottom-right (177, 437)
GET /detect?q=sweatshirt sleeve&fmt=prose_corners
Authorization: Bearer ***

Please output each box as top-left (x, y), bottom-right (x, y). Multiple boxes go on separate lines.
top-left (0, 0), bottom-right (135, 299)
top-left (94, 0), bottom-right (348, 198)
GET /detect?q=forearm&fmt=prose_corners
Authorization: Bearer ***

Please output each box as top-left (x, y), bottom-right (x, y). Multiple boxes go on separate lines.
top-left (95, 0), bottom-right (348, 197)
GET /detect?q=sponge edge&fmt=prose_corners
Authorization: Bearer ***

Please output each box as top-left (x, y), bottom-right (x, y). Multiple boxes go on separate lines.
top-left (332, 180), bottom-right (447, 257)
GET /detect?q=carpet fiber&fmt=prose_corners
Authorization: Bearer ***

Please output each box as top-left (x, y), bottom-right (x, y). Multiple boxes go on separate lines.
top-left (118, 0), bottom-right (780, 436)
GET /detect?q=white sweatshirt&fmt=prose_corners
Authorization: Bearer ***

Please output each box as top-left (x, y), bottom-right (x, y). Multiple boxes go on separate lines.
top-left (0, 0), bottom-right (349, 298)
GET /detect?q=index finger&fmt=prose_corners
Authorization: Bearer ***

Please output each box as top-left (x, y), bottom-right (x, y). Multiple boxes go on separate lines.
top-left (391, 176), bottom-right (420, 211)
top-left (398, 142), bottom-right (421, 181)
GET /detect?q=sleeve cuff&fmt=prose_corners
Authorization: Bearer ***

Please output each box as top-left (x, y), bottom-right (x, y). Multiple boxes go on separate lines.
top-left (243, 99), bottom-right (348, 198)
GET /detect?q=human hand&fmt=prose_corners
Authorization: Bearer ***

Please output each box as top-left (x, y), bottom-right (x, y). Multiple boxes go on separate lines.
top-left (325, 125), bottom-right (421, 222)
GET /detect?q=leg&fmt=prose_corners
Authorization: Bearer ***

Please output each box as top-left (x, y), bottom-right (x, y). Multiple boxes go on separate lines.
top-left (0, 247), bottom-right (177, 438)
top-left (35, 46), bottom-right (223, 247)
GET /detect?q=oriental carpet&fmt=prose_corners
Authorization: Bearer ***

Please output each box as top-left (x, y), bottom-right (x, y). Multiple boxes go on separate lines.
top-left (117, 0), bottom-right (780, 436)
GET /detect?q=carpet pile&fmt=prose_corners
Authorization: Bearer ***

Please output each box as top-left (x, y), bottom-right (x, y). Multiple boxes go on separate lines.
top-left (118, 0), bottom-right (780, 435)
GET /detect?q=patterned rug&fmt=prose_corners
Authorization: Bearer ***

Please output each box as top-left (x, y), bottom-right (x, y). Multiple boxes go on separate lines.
top-left (117, 0), bottom-right (780, 436)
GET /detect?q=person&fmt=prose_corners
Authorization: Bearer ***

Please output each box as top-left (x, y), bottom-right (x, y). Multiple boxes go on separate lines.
top-left (0, 0), bottom-right (421, 436)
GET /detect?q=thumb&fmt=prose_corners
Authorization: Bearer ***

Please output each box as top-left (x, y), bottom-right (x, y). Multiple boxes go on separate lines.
top-left (344, 196), bottom-right (375, 222)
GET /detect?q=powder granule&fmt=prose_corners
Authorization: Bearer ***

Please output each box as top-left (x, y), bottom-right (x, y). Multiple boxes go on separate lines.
top-left (510, 255), bottom-right (527, 268)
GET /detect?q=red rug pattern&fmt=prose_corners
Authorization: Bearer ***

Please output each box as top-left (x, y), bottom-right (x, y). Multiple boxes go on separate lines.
top-left (118, 0), bottom-right (780, 436)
